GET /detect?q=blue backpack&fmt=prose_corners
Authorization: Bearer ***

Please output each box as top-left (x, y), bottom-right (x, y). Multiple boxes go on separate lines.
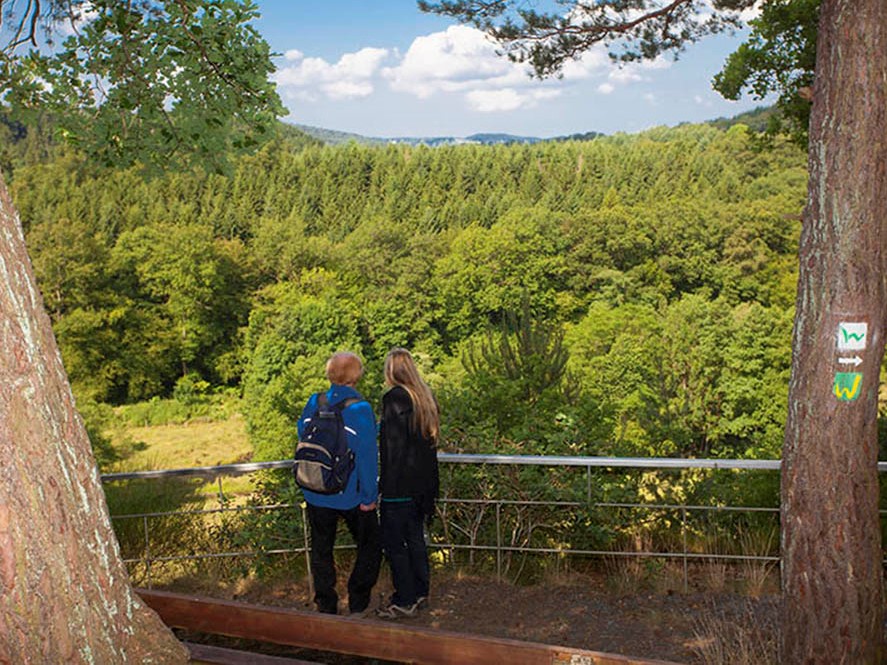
top-left (294, 394), bottom-right (360, 494)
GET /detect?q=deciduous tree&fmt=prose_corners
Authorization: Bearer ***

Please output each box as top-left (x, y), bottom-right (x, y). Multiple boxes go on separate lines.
top-left (1, 0), bottom-right (283, 172)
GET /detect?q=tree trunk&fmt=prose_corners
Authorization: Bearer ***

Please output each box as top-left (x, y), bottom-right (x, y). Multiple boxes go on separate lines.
top-left (781, 1), bottom-right (887, 662)
top-left (0, 173), bottom-right (187, 663)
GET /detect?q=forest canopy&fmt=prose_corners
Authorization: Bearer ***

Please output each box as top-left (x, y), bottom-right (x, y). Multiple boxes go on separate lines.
top-left (7, 119), bottom-right (807, 462)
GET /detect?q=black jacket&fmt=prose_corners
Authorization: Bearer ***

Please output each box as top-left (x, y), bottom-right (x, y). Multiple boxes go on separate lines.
top-left (378, 385), bottom-right (439, 517)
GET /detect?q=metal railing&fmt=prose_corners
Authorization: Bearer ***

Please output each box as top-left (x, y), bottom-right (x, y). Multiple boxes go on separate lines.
top-left (101, 454), bottom-right (788, 483)
top-left (100, 454), bottom-right (801, 589)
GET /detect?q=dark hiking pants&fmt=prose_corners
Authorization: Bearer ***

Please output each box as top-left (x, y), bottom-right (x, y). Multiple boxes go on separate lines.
top-left (381, 499), bottom-right (430, 607)
top-left (307, 503), bottom-right (381, 614)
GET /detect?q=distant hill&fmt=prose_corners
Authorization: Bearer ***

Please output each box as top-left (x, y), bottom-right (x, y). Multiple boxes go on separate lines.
top-left (464, 133), bottom-right (542, 145)
top-left (292, 124), bottom-right (550, 147)
top-left (708, 105), bottom-right (777, 133)
top-left (552, 130), bottom-right (606, 142)
top-left (291, 106), bottom-right (774, 148)
top-left (273, 122), bottom-right (324, 149)
top-left (291, 124), bottom-right (389, 146)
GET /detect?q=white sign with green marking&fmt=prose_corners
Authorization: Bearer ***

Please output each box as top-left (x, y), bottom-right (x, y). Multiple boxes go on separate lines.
top-left (837, 322), bottom-right (868, 351)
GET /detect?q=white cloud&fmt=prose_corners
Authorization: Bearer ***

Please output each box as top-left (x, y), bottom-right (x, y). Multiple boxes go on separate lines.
top-left (324, 80), bottom-right (375, 100)
top-left (608, 56), bottom-right (671, 84)
top-left (466, 88), bottom-right (561, 113)
top-left (383, 25), bottom-right (530, 98)
top-left (465, 89), bottom-right (524, 113)
top-left (273, 24), bottom-right (669, 113)
top-left (703, 0), bottom-right (762, 23)
top-left (609, 68), bottom-right (644, 84)
top-left (274, 47), bottom-right (390, 100)
top-left (383, 24), bottom-right (612, 111)
top-left (560, 46), bottom-right (611, 80)
top-left (668, 1), bottom-right (763, 29)
top-left (693, 91), bottom-right (723, 108)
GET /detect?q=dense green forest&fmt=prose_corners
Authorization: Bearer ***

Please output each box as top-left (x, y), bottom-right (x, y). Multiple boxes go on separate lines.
top-left (6, 119), bottom-right (808, 463)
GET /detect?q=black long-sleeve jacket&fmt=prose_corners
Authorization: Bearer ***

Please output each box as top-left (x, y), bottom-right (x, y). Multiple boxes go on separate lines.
top-left (378, 385), bottom-right (440, 517)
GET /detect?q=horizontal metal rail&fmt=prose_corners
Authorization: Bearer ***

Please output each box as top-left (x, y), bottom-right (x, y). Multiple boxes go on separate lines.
top-left (110, 498), bottom-right (782, 523)
top-left (431, 542), bottom-right (781, 563)
top-left (100, 453), bottom-right (797, 482)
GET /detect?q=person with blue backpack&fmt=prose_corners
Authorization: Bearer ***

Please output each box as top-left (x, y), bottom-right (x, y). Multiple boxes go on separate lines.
top-left (296, 351), bottom-right (381, 615)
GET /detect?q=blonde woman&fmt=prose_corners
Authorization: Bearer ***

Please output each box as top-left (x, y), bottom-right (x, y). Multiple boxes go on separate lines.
top-left (376, 348), bottom-right (440, 619)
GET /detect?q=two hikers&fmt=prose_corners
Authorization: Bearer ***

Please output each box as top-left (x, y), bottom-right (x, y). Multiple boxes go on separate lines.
top-left (296, 349), bottom-right (439, 618)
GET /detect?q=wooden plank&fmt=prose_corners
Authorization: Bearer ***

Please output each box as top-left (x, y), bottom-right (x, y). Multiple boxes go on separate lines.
top-left (138, 589), bottom-right (679, 665)
top-left (185, 642), bottom-right (322, 665)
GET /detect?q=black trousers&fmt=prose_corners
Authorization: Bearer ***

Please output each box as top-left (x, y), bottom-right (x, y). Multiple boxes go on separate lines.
top-left (381, 499), bottom-right (430, 607)
top-left (306, 503), bottom-right (381, 614)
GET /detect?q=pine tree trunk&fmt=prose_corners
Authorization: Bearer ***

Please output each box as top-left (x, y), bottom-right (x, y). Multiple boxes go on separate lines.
top-left (781, 1), bottom-right (887, 662)
top-left (0, 173), bottom-right (187, 663)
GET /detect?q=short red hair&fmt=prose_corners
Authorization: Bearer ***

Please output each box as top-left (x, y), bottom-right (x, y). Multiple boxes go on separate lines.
top-left (325, 351), bottom-right (364, 386)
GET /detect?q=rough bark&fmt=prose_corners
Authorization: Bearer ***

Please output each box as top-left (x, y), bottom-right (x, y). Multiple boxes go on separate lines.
top-left (781, 1), bottom-right (887, 662)
top-left (0, 172), bottom-right (187, 663)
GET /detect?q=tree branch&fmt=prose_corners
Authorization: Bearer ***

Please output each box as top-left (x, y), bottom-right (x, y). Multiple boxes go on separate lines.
top-left (422, 0), bottom-right (748, 77)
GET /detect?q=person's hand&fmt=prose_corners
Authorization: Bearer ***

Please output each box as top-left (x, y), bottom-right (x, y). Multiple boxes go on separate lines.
top-left (359, 502), bottom-right (376, 511)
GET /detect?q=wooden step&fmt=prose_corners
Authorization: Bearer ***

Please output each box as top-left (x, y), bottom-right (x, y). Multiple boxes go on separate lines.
top-left (186, 642), bottom-right (323, 665)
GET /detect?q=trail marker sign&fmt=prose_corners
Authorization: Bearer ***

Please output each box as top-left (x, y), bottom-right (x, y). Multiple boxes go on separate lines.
top-left (834, 372), bottom-right (863, 402)
top-left (837, 322), bottom-right (868, 351)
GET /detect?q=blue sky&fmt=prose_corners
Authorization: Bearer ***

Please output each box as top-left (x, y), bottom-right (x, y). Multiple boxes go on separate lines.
top-left (252, 1), bottom-right (768, 139)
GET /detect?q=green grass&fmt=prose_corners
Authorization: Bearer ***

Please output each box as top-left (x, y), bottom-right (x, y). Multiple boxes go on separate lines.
top-left (103, 407), bottom-right (259, 500)
top-left (107, 413), bottom-right (251, 472)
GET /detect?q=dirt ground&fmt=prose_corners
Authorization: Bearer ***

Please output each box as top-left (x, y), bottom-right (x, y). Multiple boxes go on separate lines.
top-left (169, 564), bottom-right (780, 664)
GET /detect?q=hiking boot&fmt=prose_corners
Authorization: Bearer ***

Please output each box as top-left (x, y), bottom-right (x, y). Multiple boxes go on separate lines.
top-left (375, 601), bottom-right (418, 619)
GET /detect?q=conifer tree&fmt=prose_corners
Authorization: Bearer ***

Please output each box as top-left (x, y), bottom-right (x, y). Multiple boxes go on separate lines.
top-left (421, 1), bottom-right (886, 661)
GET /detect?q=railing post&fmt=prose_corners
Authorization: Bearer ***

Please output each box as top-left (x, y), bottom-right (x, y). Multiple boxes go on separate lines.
top-left (143, 515), bottom-right (152, 589)
top-left (681, 506), bottom-right (688, 593)
top-left (496, 502), bottom-right (502, 582)
top-left (301, 502), bottom-right (314, 601)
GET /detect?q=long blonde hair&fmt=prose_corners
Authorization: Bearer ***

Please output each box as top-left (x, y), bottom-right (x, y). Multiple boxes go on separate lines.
top-left (384, 348), bottom-right (439, 442)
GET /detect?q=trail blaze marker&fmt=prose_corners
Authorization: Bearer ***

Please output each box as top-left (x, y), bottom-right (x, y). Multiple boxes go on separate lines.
top-left (834, 372), bottom-right (863, 401)
top-left (837, 322), bottom-right (868, 350)
top-left (834, 323), bottom-right (867, 401)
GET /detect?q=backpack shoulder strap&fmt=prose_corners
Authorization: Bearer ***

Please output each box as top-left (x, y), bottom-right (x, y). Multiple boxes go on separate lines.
top-left (334, 396), bottom-right (365, 412)
top-left (315, 395), bottom-right (365, 414)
